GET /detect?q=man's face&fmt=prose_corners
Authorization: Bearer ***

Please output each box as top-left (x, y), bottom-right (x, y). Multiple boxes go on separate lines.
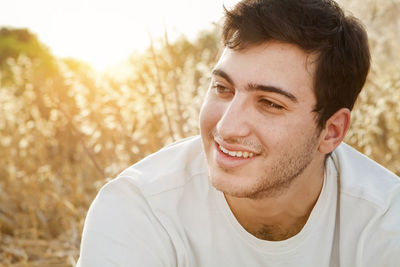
top-left (199, 42), bottom-right (324, 199)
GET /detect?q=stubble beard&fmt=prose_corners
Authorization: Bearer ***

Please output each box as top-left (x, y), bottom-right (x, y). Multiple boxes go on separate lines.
top-left (210, 130), bottom-right (321, 200)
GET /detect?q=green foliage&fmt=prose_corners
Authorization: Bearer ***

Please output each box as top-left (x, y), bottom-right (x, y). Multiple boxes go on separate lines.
top-left (0, 27), bottom-right (58, 85)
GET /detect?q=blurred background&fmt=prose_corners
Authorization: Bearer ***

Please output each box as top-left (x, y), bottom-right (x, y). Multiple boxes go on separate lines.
top-left (0, 0), bottom-right (399, 265)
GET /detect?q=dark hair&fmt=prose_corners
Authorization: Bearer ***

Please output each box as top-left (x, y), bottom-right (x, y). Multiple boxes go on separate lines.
top-left (222, 0), bottom-right (370, 128)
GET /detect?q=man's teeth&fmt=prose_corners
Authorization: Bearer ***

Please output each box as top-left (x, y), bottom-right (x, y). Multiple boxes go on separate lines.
top-left (219, 145), bottom-right (255, 158)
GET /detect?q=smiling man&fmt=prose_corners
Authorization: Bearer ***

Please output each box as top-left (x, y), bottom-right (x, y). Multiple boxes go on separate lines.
top-left (78, 0), bottom-right (400, 266)
top-left (201, 43), bottom-right (328, 242)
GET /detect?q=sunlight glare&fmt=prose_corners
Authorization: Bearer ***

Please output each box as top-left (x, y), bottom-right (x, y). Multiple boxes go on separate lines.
top-left (0, 0), bottom-right (240, 71)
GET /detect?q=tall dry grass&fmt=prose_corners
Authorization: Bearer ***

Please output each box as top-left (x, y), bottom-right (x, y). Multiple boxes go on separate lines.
top-left (0, 28), bottom-right (219, 266)
top-left (0, 0), bottom-right (399, 265)
top-left (340, 0), bottom-right (400, 174)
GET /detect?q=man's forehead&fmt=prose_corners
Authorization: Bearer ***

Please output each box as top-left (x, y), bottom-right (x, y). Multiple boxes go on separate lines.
top-left (216, 43), bottom-right (317, 82)
top-left (218, 42), bottom-right (317, 69)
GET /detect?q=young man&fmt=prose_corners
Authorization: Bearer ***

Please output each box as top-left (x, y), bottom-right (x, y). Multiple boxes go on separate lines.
top-left (78, 0), bottom-right (400, 266)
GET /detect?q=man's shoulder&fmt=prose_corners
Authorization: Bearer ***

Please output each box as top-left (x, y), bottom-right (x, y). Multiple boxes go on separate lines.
top-left (114, 135), bottom-right (208, 197)
top-left (333, 142), bottom-right (400, 209)
top-left (332, 143), bottom-right (400, 265)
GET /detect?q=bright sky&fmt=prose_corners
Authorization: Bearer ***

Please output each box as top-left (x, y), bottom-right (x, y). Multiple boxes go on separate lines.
top-left (0, 0), bottom-right (240, 71)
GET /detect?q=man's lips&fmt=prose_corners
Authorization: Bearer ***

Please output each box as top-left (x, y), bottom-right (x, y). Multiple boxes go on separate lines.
top-left (214, 137), bottom-right (260, 155)
top-left (217, 142), bottom-right (257, 158)
top-left (213, 141), bottom-right (258, 169)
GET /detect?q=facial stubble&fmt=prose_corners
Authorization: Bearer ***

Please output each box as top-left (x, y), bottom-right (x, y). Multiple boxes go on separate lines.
top-left (211, 130), bottom-right (321, 199)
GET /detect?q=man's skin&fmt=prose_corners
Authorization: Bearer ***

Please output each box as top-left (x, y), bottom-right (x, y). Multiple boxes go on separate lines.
top-left (199, 41), bottom-right (351, 241)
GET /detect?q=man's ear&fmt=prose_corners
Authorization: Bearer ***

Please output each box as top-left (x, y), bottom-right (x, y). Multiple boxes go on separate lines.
top-left (318, 108), bottom-right (351, 154)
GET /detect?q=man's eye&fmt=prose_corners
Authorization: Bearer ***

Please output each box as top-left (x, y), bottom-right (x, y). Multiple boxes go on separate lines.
top-left (260, 99), bottom-right (284, 110)
top-left (213, 83), bottom-right (232, 95)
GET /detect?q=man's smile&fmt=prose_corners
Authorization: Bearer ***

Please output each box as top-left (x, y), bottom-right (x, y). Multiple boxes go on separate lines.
top-left (219, 144), bottom-right (255, 158)
top-left (213, 141), bottom-right (259, 169)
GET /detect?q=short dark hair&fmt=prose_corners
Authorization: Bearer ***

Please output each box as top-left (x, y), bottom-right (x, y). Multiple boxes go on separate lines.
top-left (222, 0), bottom-right (370, 128)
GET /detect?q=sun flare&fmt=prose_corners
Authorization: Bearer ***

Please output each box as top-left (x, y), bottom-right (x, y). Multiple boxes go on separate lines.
top-left (0, 0), bottom-right (240, 71)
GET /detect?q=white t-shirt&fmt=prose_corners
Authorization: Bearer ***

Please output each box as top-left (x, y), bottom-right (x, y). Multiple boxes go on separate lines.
top-left (77, 136), bottom-right (400, 267)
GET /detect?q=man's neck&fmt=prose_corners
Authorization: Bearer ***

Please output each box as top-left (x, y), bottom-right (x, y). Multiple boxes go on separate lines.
top-left (224, 161), bottom-right (325, 241)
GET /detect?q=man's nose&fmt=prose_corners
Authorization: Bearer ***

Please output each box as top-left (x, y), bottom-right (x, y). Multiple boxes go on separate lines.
top-left (216, 95), bottom-right (251, 139)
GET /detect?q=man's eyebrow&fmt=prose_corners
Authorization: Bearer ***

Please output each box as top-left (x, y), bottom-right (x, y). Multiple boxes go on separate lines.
top-left (212, 69), bottom-right (234, 85)
top-left (247, 83), bottom-right (298, 103)
top-left (212, 68), bottom-right (298, 103)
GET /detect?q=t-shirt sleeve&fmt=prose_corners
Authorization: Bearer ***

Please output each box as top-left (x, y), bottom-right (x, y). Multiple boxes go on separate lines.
top-left (77, 176), bottom-right (177, 267)
top-left (361, 187), bottom-right (400, 267)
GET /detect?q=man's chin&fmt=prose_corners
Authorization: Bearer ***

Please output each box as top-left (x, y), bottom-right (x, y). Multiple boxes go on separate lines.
top-left (209, 172), bottom-right (291, 200)
top-left (209, 172), bottom-right (258, 198)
